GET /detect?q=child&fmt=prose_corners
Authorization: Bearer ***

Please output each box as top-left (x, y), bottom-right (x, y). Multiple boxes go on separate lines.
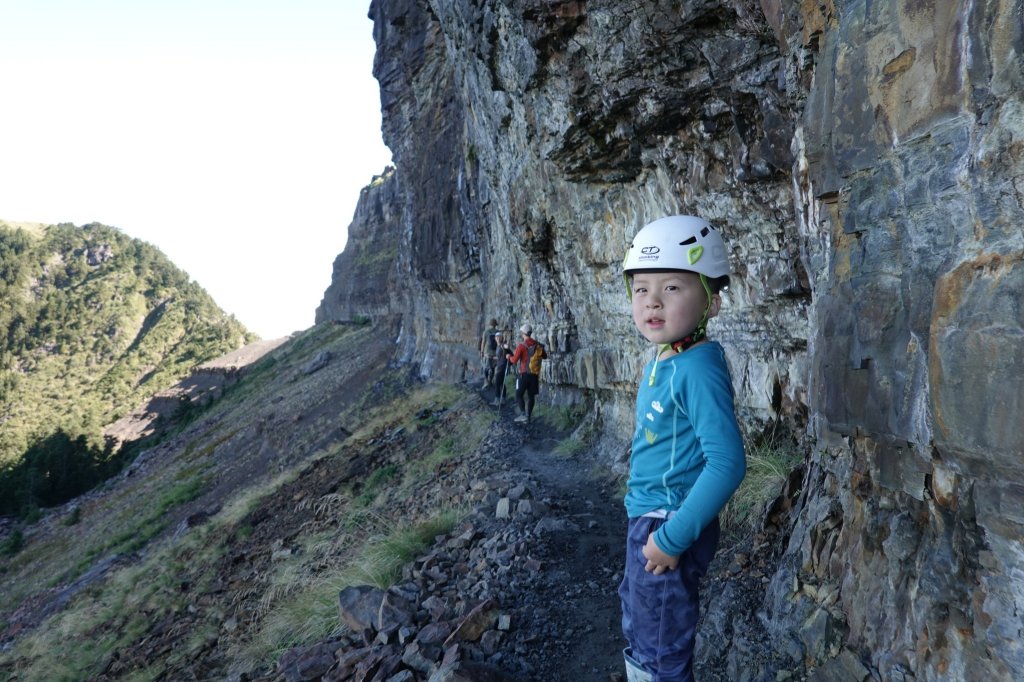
top-left (618, 215), bottom-right (747, 682)
top-left (491, 331), bottom-right (514, 405)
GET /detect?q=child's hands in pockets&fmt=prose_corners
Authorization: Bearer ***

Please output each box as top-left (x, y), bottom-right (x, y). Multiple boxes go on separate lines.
top-left (642, 534), bottom-right (679, 575)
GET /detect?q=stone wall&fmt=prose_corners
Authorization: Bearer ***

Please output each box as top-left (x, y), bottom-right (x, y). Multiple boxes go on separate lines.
top-left (319, 0), bottom-right (1024, 678)
top-left (765, 1), bottom-right (1024, 679)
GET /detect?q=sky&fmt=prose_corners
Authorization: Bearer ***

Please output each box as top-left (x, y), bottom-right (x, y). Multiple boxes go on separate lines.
top-left (0, 0), bottom-right (393, 339)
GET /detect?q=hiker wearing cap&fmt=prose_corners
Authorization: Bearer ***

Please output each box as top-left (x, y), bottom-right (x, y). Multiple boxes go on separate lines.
top-left (506, 323), bottom-right (546, 423)
top-left (479, 318), bottom-right (499, 388)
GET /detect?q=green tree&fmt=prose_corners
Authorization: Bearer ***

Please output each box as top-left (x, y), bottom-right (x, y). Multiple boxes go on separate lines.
top-left (0, 221), bottom-right (256, 504)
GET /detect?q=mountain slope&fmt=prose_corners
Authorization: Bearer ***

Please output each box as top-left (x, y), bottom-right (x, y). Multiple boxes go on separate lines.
top-left (0, 220), bottom-right (254, 513)
top-left (0, 318), bottom-right (496, 678)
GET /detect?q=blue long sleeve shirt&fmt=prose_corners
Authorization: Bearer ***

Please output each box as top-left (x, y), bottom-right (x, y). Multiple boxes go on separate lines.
top-left (624, 342), bottom-right (746, 556)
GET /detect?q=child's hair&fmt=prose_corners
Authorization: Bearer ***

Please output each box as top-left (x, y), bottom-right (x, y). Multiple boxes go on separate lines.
top-left (706, 274), bottom-right (730, 293)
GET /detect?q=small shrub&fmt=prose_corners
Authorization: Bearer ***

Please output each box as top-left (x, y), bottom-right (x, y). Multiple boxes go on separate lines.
top-left (357, 465), bottom-right (399, 506)
top-left (1, 529), bottom-right (25, 557)
top-left (64, 506), bottom-right (82, 526)
top-left (19, 504), bottom-right (42, 523)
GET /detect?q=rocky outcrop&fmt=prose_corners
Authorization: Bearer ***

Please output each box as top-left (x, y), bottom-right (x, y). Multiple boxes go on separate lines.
top-left (765, 2), bottom-right (1024, 680)
top-left (321, 0), bottom-right (810, 447)
top-left (318, 1), bottom-right (1023, 679)
top-left (316, 169), bottom-right (408, 326)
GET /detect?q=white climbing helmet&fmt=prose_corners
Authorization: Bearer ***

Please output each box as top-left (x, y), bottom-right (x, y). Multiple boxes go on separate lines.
top-left (623, 215), bottom-right (731, 280)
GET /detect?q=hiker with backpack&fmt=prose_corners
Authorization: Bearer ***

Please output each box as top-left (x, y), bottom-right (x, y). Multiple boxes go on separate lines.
top-left (506, 323), bottom-right (546, 423)
top-left (479, 318), bottom-right (499, 388)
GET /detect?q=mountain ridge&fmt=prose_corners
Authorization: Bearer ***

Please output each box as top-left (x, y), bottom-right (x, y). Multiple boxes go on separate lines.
top-left (0, 220), bottom-right (255, 516)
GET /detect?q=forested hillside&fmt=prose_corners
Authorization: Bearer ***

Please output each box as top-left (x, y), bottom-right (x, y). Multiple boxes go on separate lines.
top-left (0, 221), bottom-right (254, 515)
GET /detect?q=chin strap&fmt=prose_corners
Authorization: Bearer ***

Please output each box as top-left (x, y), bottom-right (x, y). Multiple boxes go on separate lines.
top-left (648, 275), bottom-right (715, 386)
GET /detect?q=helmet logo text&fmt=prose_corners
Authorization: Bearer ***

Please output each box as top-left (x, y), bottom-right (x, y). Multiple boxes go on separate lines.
top-left (641, 246), bottom-right (660, 255)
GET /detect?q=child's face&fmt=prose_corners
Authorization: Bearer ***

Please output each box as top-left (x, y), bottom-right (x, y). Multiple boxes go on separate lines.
top-left (630, 271), bottom-right (719, 345)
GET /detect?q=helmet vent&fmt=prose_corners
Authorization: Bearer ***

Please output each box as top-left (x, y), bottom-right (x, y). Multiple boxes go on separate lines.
top-left (623, 215), bottom-right (731, 286)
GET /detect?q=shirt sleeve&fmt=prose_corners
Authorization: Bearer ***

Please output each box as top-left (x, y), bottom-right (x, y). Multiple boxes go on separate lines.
top-left (652, 353), bottom-right (746, 556)
top-left (509, 344), bottom-right (524, 366)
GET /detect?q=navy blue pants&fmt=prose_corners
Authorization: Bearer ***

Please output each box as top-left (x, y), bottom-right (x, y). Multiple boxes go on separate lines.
top-left (618, 516), bottom-right (720, 681)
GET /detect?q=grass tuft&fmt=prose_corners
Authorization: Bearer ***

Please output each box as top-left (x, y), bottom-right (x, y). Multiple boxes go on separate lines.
top-left (245, 508), bottom-right (463, 664)
top-left (532, 402), bottom-right (588, 431)
top-left (721, 434), bottom-right (802, 536)
top-left (357, 465), bottom-right (399, 506)
top-left (553, 438), bottom-right (587, 457)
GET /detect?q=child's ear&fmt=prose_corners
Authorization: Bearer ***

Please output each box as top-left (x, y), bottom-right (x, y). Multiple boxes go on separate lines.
top-left (707, 293), bottom-right (722, 319)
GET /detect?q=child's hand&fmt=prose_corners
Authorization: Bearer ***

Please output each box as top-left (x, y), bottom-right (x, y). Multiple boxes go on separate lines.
top-left (642, 534), bottom-right (679, 575)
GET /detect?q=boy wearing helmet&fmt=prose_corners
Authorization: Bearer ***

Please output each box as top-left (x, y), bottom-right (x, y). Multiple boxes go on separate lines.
top-left (619, 215), bottom-right (747, 682)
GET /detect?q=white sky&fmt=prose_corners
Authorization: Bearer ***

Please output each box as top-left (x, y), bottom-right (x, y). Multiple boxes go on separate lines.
top-left (0, 1), bottom-right (393, 339)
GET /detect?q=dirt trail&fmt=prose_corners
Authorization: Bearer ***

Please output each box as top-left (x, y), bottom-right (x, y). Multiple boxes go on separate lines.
top-left (484, 388), bottom-right (628, 681)
top-left (514, 440), bottom-right (626, 680)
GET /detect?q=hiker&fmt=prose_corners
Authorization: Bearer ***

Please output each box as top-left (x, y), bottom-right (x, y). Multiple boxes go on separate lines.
top-left (506, 323), bottom-right (545, 423)
top-left (491, 331), bottom-right (514, 405)
top-left (479, 318), bottom-right (499, 387)
top-left (618, 215), bottom-right (747, 682)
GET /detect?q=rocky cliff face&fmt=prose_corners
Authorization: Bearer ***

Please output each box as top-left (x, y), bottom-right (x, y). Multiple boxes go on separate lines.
top-left (317, 1), bottom-right (1023, 679)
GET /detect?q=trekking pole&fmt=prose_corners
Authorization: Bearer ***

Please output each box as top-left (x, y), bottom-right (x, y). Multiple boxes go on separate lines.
top-left (495, 356), bottom-right (510, 413)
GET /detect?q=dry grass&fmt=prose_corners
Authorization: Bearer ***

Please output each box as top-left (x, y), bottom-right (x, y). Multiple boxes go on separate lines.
top-left (406, 406), bottom-right (494, 481)
top-left (239, 507), bottom-right (463, 665)
top-left (721, 434), bottom-right (802, 536)
top-left (349, 382), bottom-right (465, 442)
top-left (0, 343), bottom-right (487, 680)
top-left (1, 459), bottom-right (326, 681)
top-left (7, 532), bottom-right (200, 680)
